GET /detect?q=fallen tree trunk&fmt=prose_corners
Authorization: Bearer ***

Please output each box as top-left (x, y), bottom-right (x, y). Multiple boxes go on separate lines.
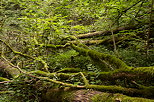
top-left (75, 25), bottom-right (138, 39)
top-left (71, 44), bottom-right (130, 71)
top-left (68, 34), bottom-right (134, 45)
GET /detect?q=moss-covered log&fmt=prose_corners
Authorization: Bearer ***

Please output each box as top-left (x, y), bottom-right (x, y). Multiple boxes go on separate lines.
top-left (31, 66), bottom-right (154, 84)
top-left (0, 77), bottom-right (10, 81)
top-left (29, 70), bottom-right (79, 80)
top-left (68, 34), bottom-right (136, 46)
top-left (36, 43), bottom-right (67, 48)
top-left (96, 66), bottom-right (154, 82)
top-left (0, 91), bottom-right (14, 94)
top-left (56, 68), bottom-right (81, 73)
top-left (71, 44), bottom-right (130, 71)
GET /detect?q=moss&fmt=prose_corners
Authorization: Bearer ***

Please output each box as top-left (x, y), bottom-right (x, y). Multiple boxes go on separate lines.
top-left (38, 44), bottom-right (65, 48)
top-left (132, 66), bottom-right (154, 76)
top-left (86, 84), bottom-right (143, 95)
top-left (30, 70), bottom-right (54, 76)
top-left (96, 67), bottom-right (154, 82)
top-left (87, 50), bottom-right (110, 71)
top-left (58, 73), bottom-right (79, 80)
top-left (44, 88), bottom-right (63, 101)
top-left (71, 44), bottom-right (130, 71)
top-left (0, 77), bottom-right (10, 81)
top-left (43, 88), bottom-right (75, 102)
top-left (57, 68), bottom-right (81, 73)
top-left (71, 44), bottom-right (88, 56)
top-left (0, 91), bottom-right (14, 94)
top-left (30, 70), bottom-right (79, 79)
top-left (88, 50), bottom-right (130, 69)
top-left (61, 91), bottom-right (75, 102)
top-left (91, 93), bottom-right (154, 102)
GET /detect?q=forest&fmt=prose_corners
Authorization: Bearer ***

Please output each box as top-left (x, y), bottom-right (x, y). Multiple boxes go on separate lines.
top-left (0, 0), bottom-right (154, 102)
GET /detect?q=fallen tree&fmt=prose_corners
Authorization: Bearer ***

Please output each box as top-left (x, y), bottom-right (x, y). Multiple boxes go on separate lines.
top-left (0, 40), bottom-right (154, 101)
top-left (67, 33), bottom-right (140, 46)
top-left (74, 25), bottom-right (139, 39)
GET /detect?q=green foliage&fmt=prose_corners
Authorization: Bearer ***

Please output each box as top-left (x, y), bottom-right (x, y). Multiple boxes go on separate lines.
top-left (119, 48), bottom-right (154, 67)
top-left (0, 0), bottom-right (153, 101)
top-left (48, 49), bottom-right (95, 71)
top-left (0, 94), bottom-right (17, 102)
top-left (5, 75), bottom-right (44, 102)
top-left (48, 50), bottom-right (77, 70)
top-left (91, 45), bottom-right (154, 67)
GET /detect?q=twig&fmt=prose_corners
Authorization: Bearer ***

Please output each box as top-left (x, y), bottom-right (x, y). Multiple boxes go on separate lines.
top-left (79, 72), bottom-right (89, 86)
top-left (0, 91), bottom-right (14, 94)
top-left (0, 81), bottom-right (12, 84)
top-left (37, 76), bottom-right (85, 88)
